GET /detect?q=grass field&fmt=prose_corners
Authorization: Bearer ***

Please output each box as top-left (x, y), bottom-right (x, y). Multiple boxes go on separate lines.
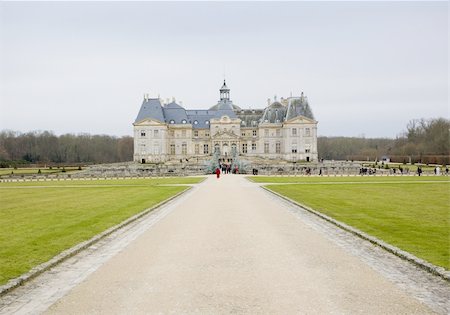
top-left (0, 177), bottom-right (204, 285)
top-left (250, 176), bottom-right (450, 269)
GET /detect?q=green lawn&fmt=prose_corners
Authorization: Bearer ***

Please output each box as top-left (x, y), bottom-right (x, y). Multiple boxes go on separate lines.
top-left (249, 175), bottom-right (450, 183)
top-left (254, 176), bottom-right (450, 269)
top-left (0, 177), bottom-right (204, 285)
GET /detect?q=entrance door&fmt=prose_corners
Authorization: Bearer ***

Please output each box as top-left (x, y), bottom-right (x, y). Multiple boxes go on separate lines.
top-left (223, 143), bottom-right (229, 156)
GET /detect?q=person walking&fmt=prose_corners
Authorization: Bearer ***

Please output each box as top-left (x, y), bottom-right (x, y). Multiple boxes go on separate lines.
top-left (215, 167), bottom-right (221, 179)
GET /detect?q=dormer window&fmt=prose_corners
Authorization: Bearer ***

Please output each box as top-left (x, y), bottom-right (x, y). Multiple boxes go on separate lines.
top-left (169, 120), bottom-right (175, 124)
top-left (194, 120), bottom-right (198, 125)
top-left (181, 119), bottom-right (187, 124)
top-left (205, 120), bottom-right (210, 125)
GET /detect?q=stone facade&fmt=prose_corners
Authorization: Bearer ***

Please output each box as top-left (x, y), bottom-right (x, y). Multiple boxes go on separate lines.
top-left (133, 81), bottom-right (318, 163)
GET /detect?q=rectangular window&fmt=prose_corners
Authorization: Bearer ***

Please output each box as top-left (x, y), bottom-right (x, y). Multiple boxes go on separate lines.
top-left (140, 144), bottom-right (146, 154)
top-left (140, 131), bottom-right (146, 137)
top-left (276, 129), bottom-right (281, 137)
top-left (181, 130), bottom-right (186, 137)
top-left (195, 144), bottom-right (199, 154)
top-left (154, 130), bottom-right (159, 137)
top-left (264, 129), bottom-right (269, 137)
top-left (252, 142), bottom-right (257, 151)
top-left (305, 149), bottom-right (311, 153)
top-left (182, 143), bottom-right (187, 155)
top-left (253, 130), bottom-right (257, 137)
top-left (203, 144), bottom-right (209, 154)
top-left (194, 130), bottom-right (198, 137)
top-left (242, 143), bottom-right (248, 153)
top-left (291, 145), bottom-right (297, 153)
top-left (241, 132), bottom-right (246, 137)
top-left (276, 142), bottom-right (281, 153)
top-left (264, 142), bottom-right (269, 153)
top-left (169, 130), bottom-right (174, 137)
top-left (170, 144), bottom-right (175, 155)
top-left (205, 131), bottom-right (210, 137)
top-left (292, 128), bottom-right (297, 136)
top-left (305, 128), bottom-right (311, 137)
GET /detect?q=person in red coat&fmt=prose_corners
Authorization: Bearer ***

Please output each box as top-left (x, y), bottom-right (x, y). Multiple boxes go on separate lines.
top-left (215, 167), bottom-right (221, 179)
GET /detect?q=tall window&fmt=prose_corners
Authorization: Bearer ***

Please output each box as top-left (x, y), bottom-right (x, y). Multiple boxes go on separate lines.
top-left (252, 130), bottom-right (257, 137)
top-left (264, 129), bottom-right (269, 137)
top-left (276, 129), bottom-right (281, 137)
top-left (203, 144), bottom-right (209, 154)
top-left (252, 142), bottom-right (257, 151)
top-left (181, 143), bottom-right (187, 155)
top-left (195, 144), bottom-right (199, 154)
top-left (241, 131), bottom-right (246, 137)
top-left (169, 130), bottom-right (174, 137)
top-left (194, 130), bottom-right (198, 137)
top-left (264, 142), bottom-right (269, 153)
top-left (205, 131), bottom-right (210, 137)
top-left (242, 143), bottom-right (248, 153)
top-left (140, 131), bottom-right (146, 137)
top-left (292, 128), bottom-right (297, 136)
top-left (276, 142), bottom-right (281, 153)
top-left (305, 128), bottom-right (311, 137)
top-left (181, 130), bottom-right (186, 137)
top-left (170, 144), bottom-right (175, 155)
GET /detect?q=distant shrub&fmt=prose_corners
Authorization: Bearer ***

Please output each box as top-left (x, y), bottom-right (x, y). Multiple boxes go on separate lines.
top-left (78, 166), bottom-right (82, 170)
top-left (61, 167), bottom-right (66, 173)
top-left (37, 169), bottom-right (41, 174)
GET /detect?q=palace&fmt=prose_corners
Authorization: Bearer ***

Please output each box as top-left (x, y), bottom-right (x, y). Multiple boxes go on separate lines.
top-left (133, 81), bottom-right (318, 163)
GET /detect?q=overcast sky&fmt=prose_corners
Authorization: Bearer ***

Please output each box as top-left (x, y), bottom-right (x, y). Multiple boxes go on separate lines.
top-left (0, 1), bottom-right (448, 138)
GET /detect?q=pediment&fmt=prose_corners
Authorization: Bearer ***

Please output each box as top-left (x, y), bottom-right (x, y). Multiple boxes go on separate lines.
top-left (134, 118), bottom-right (165, 126)
top-left (211, 130), bottom-right (240, 139)
top-left (284, 115), bottom-right (317, 124)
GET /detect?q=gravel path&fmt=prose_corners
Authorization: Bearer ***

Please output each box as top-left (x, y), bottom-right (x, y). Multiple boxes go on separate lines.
top-left (2, 175), bottom-right (448, 314)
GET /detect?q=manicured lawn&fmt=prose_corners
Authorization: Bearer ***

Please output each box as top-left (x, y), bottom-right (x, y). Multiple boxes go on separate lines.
top-left (0, 177), bottom-right (204, 285)
top-left (255, 176), bottom-right (450, 269)
top-left (249, 175), bottom-right (450, 183)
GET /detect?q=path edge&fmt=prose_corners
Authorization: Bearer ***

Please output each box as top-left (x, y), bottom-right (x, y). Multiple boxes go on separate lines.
top-left (0, 186), bottom-right (194, 297)
top-left (260, 185), bottom-right (450, 282)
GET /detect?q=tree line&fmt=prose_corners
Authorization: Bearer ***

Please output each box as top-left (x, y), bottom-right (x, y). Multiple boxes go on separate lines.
top-left (0, 131), bottom-right (133, 166)
top-left (0, 117), bottom-right (448, 167)
top-left (318, 118), bottom-right (449, 164)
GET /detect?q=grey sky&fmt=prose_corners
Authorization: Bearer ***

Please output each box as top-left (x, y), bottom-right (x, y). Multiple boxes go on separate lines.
top-left (0, 1), bottom-right (447, 138)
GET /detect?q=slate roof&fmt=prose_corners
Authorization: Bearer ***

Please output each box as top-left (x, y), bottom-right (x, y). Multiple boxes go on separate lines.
top-left (261, 102), bottom-right (286, 123)
top-left (163, 102), bottom-right (189, 124)
top-left (134, 98), bottom-right (165, 123)
top-left (134, 89), bottom-right (314, 127)
top-left (285, 94), bottom-right (315, 121)
top-left (186, 110), bottom-right (214, 129)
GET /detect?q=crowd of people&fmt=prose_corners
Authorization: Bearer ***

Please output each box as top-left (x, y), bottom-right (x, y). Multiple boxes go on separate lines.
top-left (215, 163), bottom-right (239, 178)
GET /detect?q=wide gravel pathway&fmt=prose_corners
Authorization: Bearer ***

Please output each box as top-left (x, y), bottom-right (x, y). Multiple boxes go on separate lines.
top-left (2, 175), bottom-right (448, 314)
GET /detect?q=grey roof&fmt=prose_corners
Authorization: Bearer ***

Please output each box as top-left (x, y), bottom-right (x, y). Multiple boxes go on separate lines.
top-left (285, 94), bottom-right (315, 121)
top-left (261, 102), bottom-right (287, 123)
top-left (134, 98), bottom-right (165, 123)
top-left (186, 110), bottom-right (214, 129)
top-left (209, 99), bottom-right (241, 111)
top-left (163, 102), bottom-right (189, 124)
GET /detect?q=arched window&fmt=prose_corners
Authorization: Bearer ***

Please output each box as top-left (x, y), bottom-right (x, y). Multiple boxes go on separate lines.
top-left (181, 119), bottom-right (187, 124)
top-left (205, 120), bottom-right (210, 125)
top-left (169, 120), bottom-right (175, 124)
top-left (194, 120), bottom-right (198, 125)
